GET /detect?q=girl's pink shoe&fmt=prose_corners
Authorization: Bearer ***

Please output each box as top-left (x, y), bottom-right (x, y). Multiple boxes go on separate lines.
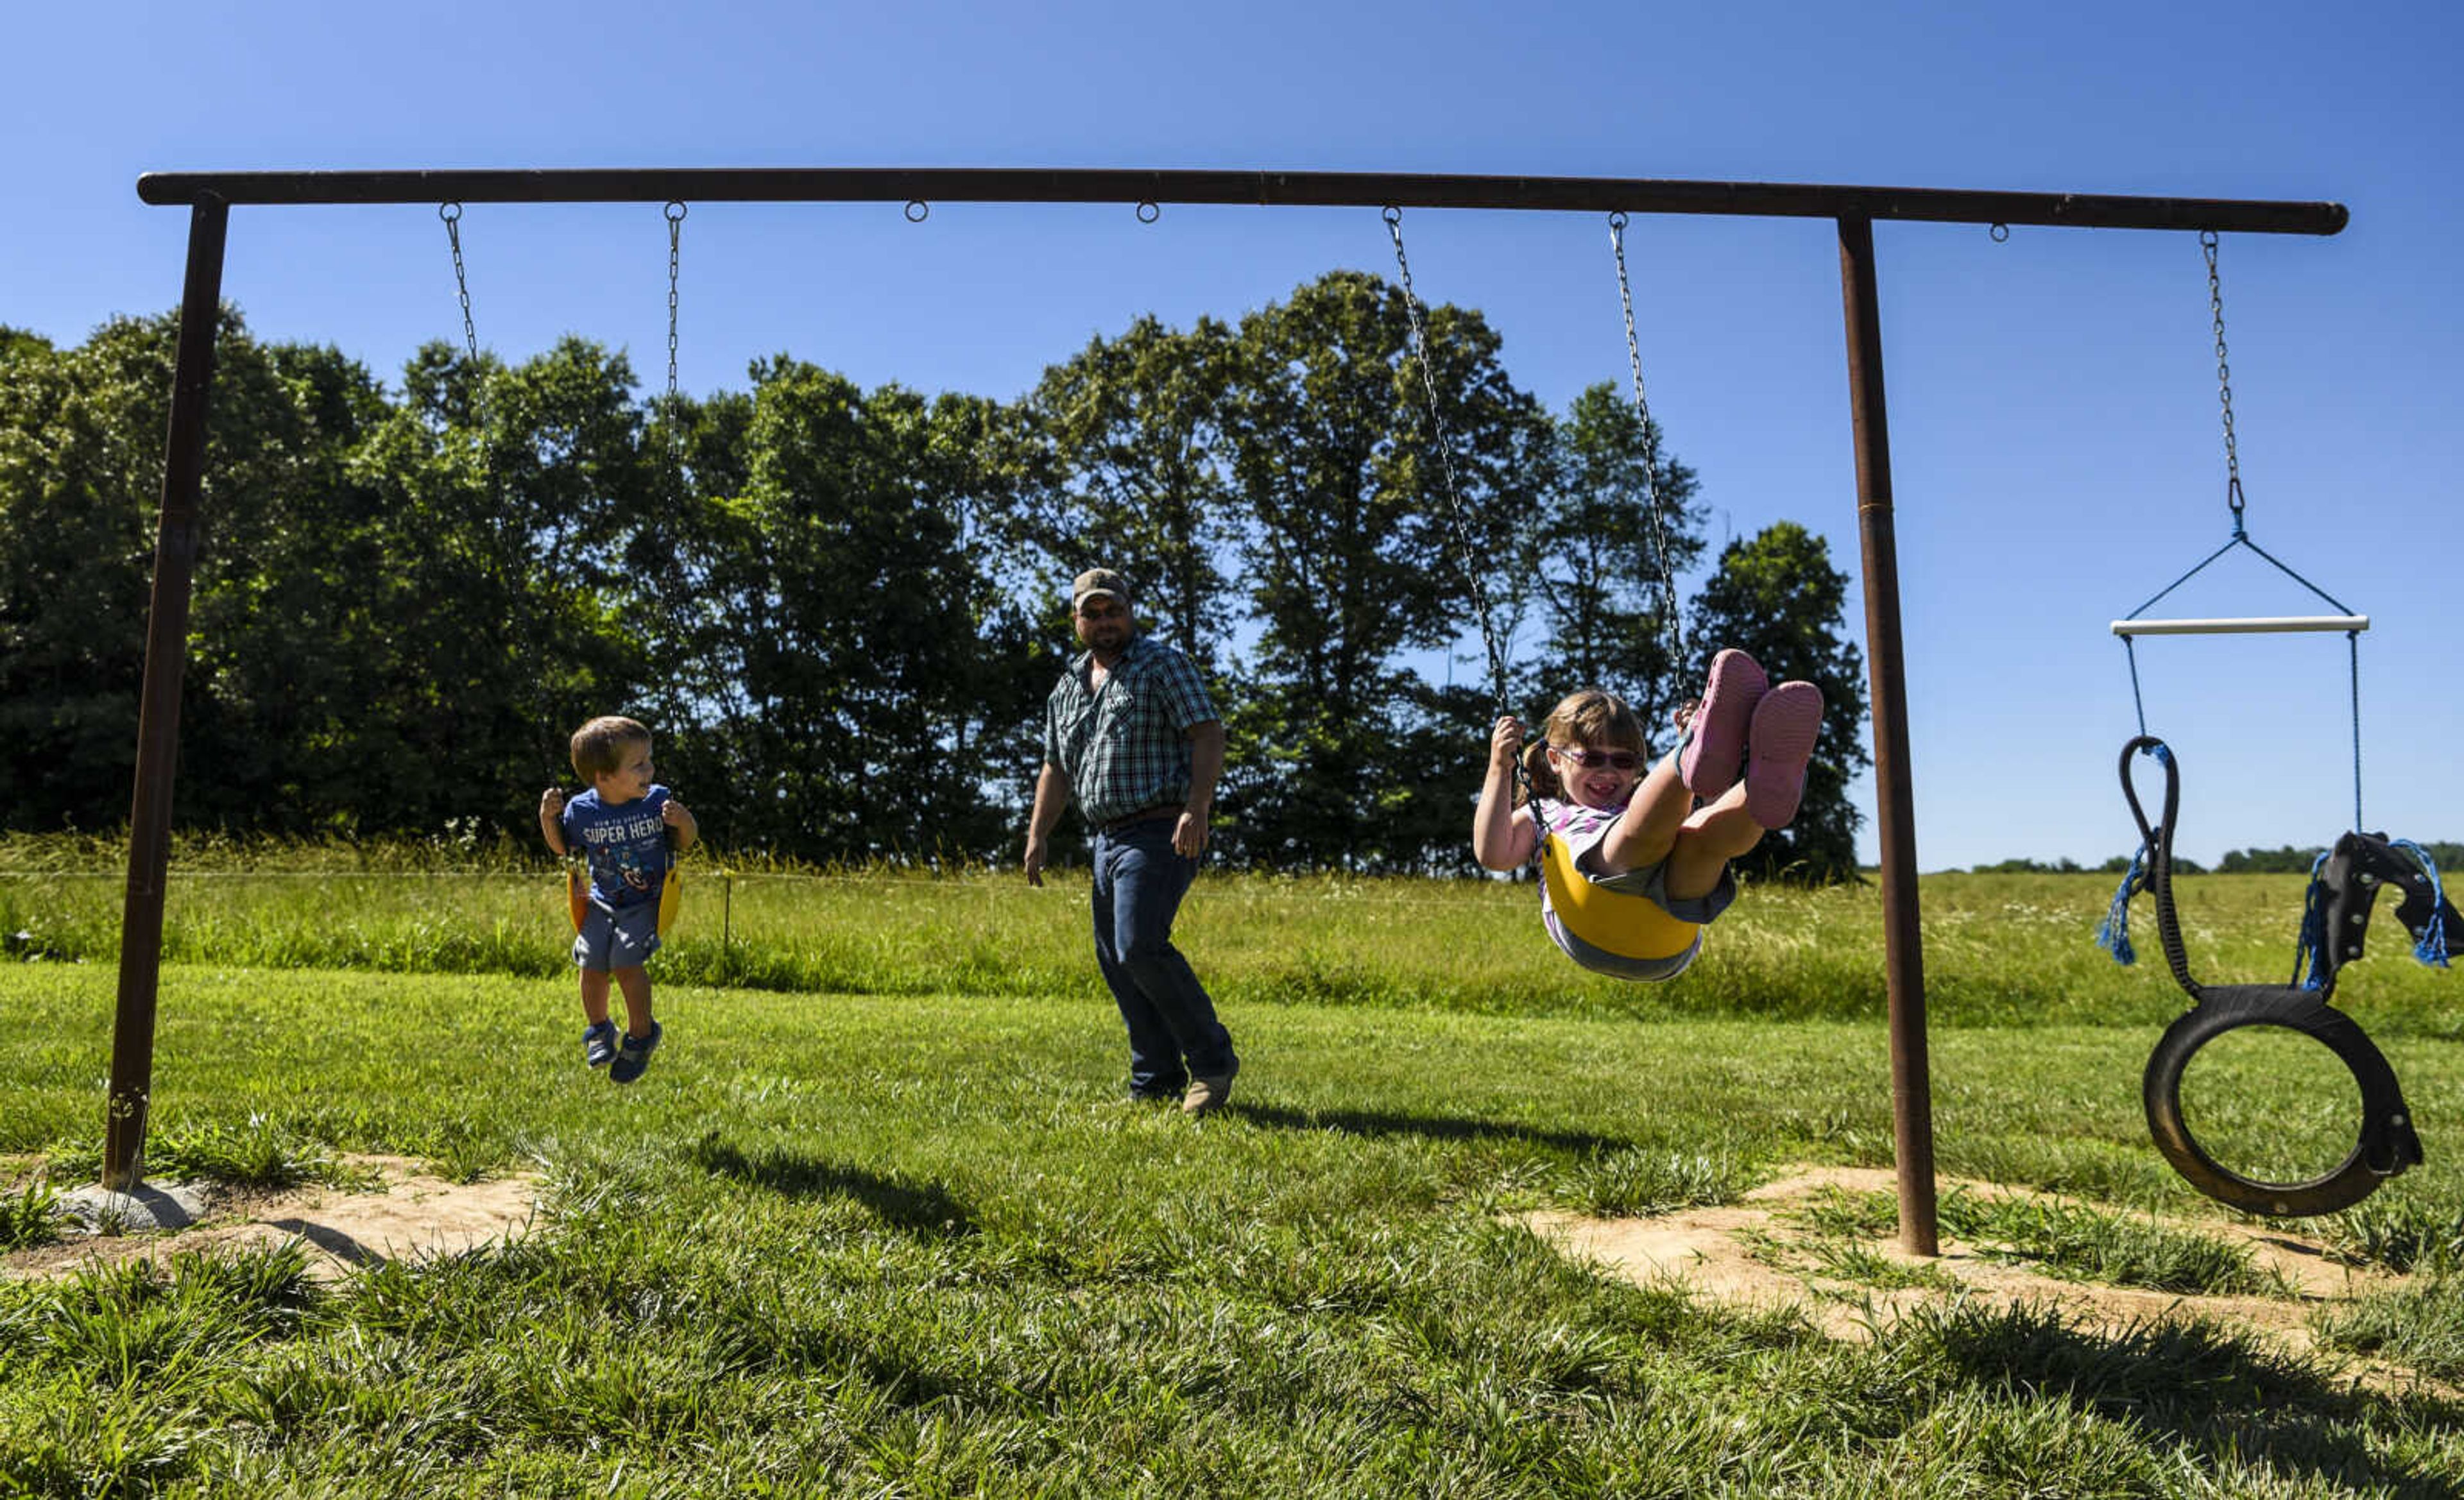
top-left (1742, 681), bottom-right (1824, 828)
top-left (1679, 649), bottom-right (1768, 797)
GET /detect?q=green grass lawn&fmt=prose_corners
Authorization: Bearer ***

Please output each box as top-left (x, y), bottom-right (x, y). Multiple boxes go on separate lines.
top-left (5, 857), bottom-right (2464, 1494)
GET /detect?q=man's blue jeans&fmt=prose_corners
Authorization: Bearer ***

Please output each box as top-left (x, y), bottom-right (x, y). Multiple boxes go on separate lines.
top-left (1091, 815), bottom-right (1235, 1095)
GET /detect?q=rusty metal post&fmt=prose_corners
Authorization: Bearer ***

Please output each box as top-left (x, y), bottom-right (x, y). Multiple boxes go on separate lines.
top-left (1836, 216), bottom-right (1938, 1256)
top-left (103, 197), bottom-right (228, 1191)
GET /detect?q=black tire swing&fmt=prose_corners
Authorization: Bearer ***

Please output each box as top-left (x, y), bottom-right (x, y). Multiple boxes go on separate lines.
top-left (2115, 736), bottom-right (2424, 1216)
top-left (2101, 234), bottom-right (2453, 1215)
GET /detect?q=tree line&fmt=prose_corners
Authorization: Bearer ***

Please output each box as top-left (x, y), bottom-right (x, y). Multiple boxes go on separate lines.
top-left (0, 271), bottom-right (1869, 876)
top-left (1969, 842), bottom-right (2464, 877)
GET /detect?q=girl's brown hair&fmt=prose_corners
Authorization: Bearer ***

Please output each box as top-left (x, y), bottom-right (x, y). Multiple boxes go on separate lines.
top-left (1519, 690), bottom-right (1647, 803)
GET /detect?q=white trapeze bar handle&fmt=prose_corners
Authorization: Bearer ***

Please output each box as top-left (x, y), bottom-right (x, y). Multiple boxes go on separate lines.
top-left (2111, 615), bottom-right (2370, 636)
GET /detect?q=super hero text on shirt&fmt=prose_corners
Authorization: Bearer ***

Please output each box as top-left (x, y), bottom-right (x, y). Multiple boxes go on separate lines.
top-left (584, 812), bottom-right (665, 845)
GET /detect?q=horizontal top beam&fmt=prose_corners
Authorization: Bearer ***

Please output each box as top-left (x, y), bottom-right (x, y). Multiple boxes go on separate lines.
top-left (135, 167), bottom-right (2348, 235)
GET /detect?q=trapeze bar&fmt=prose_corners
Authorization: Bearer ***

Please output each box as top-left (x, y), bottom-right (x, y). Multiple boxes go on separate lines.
top-left (132, 167), bottom-right (2348, 235)
top-left (2111, 615), bottom-right (2370, 636)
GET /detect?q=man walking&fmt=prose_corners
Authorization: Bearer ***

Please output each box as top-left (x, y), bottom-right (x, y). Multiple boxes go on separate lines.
top-left (1024, 568), bottom-right (1237, 1116)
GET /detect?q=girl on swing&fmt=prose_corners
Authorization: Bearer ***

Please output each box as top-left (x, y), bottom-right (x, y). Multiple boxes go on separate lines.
top-left (1472, 650), bottom-right (1824, 980)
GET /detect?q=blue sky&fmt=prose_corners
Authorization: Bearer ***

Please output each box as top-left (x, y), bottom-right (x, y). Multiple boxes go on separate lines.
top-left (8, 1), bottom-right (2458, 871)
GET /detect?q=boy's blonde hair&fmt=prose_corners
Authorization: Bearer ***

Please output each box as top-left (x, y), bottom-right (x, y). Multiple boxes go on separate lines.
top-left (1519, 690), bottom-right (1647, 803)
top-left (570, 715), bottom-right (651, 781)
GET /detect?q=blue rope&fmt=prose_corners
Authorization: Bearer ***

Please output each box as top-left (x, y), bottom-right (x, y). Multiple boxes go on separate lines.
top-left (2121, 636), bottom-right (2150, 738)
top-left (2123, 533), bottom-right (2356, 624)
top-left (2118, 541), bottom-right (2366, 834)
top-left (2234, 533), bottom-right (2359, 617)
top-left (2348, 629), bottom-right (2365, 833)
top-left (2391, 839), bottom-right (2451, 968)
top-left (2121, 535), bottom-right (2241, 622)
top-left (2293, 849), bottom-right (2334, 990)
top-left (2096, 845), bottom-right (2148, 966)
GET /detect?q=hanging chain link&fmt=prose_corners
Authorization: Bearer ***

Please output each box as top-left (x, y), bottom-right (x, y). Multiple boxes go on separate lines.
top-left (440, 202), bottom-right (478, 362)
top-left (1609, 212), bottom-right (1690, 683)
top-left (664, 201), bottom-right (687, 477)
top-left (1388, 207), bottom-right (1546, 824)
top-left (2201, 230), bottom-right (2245, 533)
top-left (1385, 208), bottom-right (1510, 712)
top-left (664, 201), bottom-right (687, 405)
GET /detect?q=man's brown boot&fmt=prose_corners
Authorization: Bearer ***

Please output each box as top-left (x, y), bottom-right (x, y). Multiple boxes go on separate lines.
top-left (1182, 1073), bottom-right (1235, 1118)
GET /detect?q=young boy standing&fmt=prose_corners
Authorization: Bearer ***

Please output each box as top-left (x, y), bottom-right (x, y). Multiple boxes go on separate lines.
top-left (539, 715), bottom-right (697, 1084)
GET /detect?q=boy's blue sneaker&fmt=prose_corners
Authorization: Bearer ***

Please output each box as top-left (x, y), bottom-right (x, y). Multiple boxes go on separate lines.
top-left (582, 1020), bottom-right (619, 1069)
top-left (608, 1021), bottom-right (663, 1085)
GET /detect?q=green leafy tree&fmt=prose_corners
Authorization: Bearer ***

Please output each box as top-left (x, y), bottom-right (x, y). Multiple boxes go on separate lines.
top-left (685, 360), bottom-right (1034, 862)
top-left (324, 336), bottom-right (654, 835)
top-left (1005, 315), bottom-right (1242, 672)
top-left (2215, 845), bottom-right (2329, 874)
top-left (0, 327), bottom-right (53, 364)
top-left (1528, 382), bottom-right (1706, 729)
top-left (1217, 271), bottom-right (1550, 869)
top-left (0, 314), bottom-right (171, 828)
top-left (178, 332), bottom-right (400, 831)
top-left (1686, 521), bottom-right (1870, 882)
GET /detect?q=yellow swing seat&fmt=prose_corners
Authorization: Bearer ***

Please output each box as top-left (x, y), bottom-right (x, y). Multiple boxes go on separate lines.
top-left (1537, 830), bottom-right (1700, 964)
top-left (564, 861), bottom-right (685, 939)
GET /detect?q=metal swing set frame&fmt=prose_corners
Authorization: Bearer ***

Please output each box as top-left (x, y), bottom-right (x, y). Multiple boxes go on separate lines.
top-left (110, 166), bottom-right (2348, 1252)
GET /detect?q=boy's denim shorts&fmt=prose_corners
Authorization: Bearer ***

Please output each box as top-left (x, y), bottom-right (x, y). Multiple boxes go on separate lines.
top-left (573, 899), bottom-right (660, 972)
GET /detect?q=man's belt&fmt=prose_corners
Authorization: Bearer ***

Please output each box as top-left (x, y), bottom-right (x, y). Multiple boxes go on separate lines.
top-left (1096, 803), bottom-right (1183, 834)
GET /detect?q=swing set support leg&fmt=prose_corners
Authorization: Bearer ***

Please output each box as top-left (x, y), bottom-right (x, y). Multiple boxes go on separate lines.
top-left (103, 198), bottom-right (228, 1191)
top-left (1838, 216), bottom-right (1940, 1257)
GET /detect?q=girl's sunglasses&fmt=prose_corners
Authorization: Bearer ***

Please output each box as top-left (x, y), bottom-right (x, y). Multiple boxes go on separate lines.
top-left (1551, 746), bottom-right (1641, 772)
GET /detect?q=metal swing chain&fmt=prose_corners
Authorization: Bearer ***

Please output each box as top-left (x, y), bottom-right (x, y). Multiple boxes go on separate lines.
top-left (2202, 230), bottom-right (2245, 536)
top-left (2203, 228), bottom-right (2359, 828)
top-left (1609, 212), bottom-right (1691, 685)
top-left (436, 201), bottom-right (497, 497)
top-left (1387, 209), bottom-right (1552, 837)
top-left (2125, 232), bottom-right (2366, 835)
top-left (440, 202), bottom-right (479, 362)
top-left (1383, 208), bottom-right (1512, 713)
top-left (664, 201), bottom-right (687, 478)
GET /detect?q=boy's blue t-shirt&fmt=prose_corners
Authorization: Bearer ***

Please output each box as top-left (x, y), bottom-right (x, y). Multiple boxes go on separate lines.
top-left (560, 785), bottom-right (672, 908)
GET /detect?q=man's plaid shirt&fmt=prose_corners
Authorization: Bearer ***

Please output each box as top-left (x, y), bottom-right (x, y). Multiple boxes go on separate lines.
top-left (1043, 635), bottom-right (1219, 828)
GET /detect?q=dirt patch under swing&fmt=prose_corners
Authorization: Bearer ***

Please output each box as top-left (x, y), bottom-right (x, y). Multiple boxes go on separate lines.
top-left (1521, 1165), bottom-right (2404, 1359)
top-left (3, 1155), bottom-right (540, 1281)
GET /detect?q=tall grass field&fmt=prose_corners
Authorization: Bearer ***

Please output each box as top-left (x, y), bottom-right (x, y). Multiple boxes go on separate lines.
top-left (4, 837), bottom-right (2464, 1496)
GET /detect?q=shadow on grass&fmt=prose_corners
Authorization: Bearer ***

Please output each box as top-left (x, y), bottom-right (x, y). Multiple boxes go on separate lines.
top-left (690, 1137), bottom-right (975, 1238)
top-left (265, 1218), bottom-right (380, 1266)
top-left (1235, 1101), bottom-right (1633, 1155)
top-left (1928, 1300), bottom-right (2456, 1492)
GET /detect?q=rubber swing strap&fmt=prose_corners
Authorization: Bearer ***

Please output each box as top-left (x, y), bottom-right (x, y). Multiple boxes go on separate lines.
top-left (2116, 735), bottom-right (2202, 998)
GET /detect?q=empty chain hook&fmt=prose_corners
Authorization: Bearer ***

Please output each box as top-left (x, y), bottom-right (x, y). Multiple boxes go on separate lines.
top-left (1136, 200), bottom-right (1160, 224)
top-left (439, 202), bottom-right (478, 362)
top-left (904, 200), bottom-right (929, 223)
top-left (1989, 222), bottom-right (2011, 243)
top-left (2200, 230), bottom-right (2245, 533)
